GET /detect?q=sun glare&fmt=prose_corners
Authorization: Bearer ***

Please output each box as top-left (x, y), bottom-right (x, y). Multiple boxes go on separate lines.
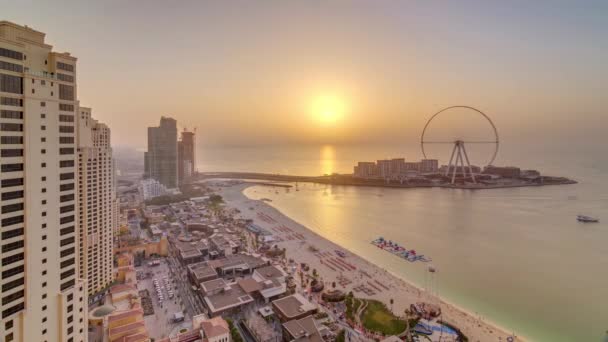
top-left (312, 95), bottom-right (345, 125)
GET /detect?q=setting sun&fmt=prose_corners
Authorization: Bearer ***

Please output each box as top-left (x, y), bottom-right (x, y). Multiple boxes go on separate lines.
top-left (312, 95), bottom-right (345, 125)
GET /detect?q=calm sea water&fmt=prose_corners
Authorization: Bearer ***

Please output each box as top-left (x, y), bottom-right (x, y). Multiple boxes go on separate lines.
top-left (200, 144), bottom-right (608, 342)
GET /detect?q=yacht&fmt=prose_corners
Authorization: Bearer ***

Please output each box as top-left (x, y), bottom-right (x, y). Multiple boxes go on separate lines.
top-left (577, 215), bottom-right (599, 223)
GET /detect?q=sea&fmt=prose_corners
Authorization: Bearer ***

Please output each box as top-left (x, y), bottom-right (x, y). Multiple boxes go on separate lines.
top-left (198, 143), bottom-right (608, 342)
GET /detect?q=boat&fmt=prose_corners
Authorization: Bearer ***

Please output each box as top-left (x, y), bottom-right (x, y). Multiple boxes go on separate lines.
top-left (577, 215), bottom-right (599, 223)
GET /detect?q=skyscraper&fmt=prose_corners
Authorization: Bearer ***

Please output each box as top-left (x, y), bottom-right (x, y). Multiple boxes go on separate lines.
top-left (177, 129), bottom-right (195, 185)
top-left (0, 21), bottom-right (87, 342)
top-left (144, 116), bottom-right (178, 189)
top-left (77, 106), bottom-right (116, 297)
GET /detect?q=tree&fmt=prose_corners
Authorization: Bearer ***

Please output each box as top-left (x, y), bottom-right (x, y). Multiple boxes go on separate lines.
top-left (390, 298), bottom-right (394, 312)
top-left (332, 282), bottom-right (337, 289)
top-left (312, 268), bottom-right (318, 278)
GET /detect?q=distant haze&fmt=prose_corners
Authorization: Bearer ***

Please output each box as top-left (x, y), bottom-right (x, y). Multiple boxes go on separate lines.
top-left (5, 1), bottom-right (607, 150)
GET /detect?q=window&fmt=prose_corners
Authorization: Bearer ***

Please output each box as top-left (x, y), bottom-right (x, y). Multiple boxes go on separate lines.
top-left (60, 205), bottom-right (74, 214)
top-left (1, 164), bottom-right (23, 172)
top-left (1, 178), bottom-right (23, 188)
top-left (61, 280), bottom-right (75, 292)
top-left (42, 294), bottom-right (46, 299)
top-left (42, 305), bottom-right (47, 311)
top-left (40, 113), bottom-right (45, 119)
top-left (60, 258), bottom-right (75, 268)
top-left (41, 176), bottom-right (46, 181)
top-left (0, 61), bottom-right (23, 73)
top-left (2, 290), bottom-right (24, 306)
top-left (1, 265), bottom-right (24, 279)
top-left (1, 215), bottom-right (23, 227)
top-left (1, 136), bottom-right (22, 144)
top-left (56, 62), bottom-right (74, 72)
top-left (60, 160), bottom-right (74, 167)
top-left (60, 215), bottom-right (74, 224)
top-left (40, 101), bottom-right (45, 107)
top-left (0, 74), bottom-right (23, 94)
top-left (60, 268), bottom-right (75, 279)
top-left (60, 172), bottom-right (74, 180)
top-left (2, 302), bottom-right (24, 319)
top-left (42, 282), bottom-right (47, 288)
top-left (59, 103), bottom-right (74, 111)
top-left (41, 137), bottom-right (46, 142)
top-left (60, 236), bottom-right (75, 247)
top-left (57, 73), bottom-right (74, 82)
top-left (41, 125), bottom-right (46, 130)
top-left (60, 226), bottom-right (75, 236)
top-left (60, 183), bottom-right (74, 191)
top-left (60, 247), bottom-right (75, 258)
top-left (0, 97), bottom-right (21, 107)
top-left (41, 162), bottom-right (46, 168)
top-left (1, 191), bottom-right (23, 200)
top-left (59, 137), bottom-right (74, 144)
top-left (5, 320), bottom-right (13, 330)
top-left (60, 194), bottom-right (74, 202)
top-left (1, 241), bottom-right (24, 254)
top-left (41, 200), bottom-right (46, 205)
top-left (0, 48), bottom-right (23, 60)
top-left (5, 332), bottom-right (13, 341)
top-left (59, 115), bottom-right (74, 122)
top-left (59, 126), bottom-right (74, 133)
top-left (41, 149), bottom-right (46, 154)
top-left (1, 251), bottom-right (23, 266)
top-left (41, 188), bottom-right (46, 193)
top-left (1, 203), bottom-right (23, 214)
top-left (1, 149), bottom-right (23, 157)
top-left (59, 84), bottom-right (74, 100)
top-left (0, 123), bottom-right (22, 132)
top-left (0, 110), bottom-right (23, 119)
top-left (42, 317), bottom-right (47, 323)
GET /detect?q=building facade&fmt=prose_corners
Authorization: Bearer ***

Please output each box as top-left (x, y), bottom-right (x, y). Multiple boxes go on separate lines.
top-left (0, 21), bottom-right (87, 342)
top-left (144, 116), bottom-right (178, 189)
top-left (177, 129), bottom-right (195, 186)
top-left (77, 106), bottom-right (116, 297)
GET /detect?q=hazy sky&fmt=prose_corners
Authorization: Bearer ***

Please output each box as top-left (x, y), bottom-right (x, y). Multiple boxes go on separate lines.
top-left (4, 0), bottom-right (607, 149)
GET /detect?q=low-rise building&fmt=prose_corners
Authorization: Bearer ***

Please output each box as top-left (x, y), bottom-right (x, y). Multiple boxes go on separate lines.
top-left (272, 293), bottom-right (317, 322)
top-left (203, 280), bottom-right (255, 317)
top-left (282, 315), bottom-right (324, 342)
top-left (188, 262), bottom-right (220, 286)
top-left (483, 165), bottom-right (521, 178)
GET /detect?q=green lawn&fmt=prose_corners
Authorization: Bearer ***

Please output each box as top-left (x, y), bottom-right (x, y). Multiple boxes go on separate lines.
top-left (361, 299), bottom-right (407, 336)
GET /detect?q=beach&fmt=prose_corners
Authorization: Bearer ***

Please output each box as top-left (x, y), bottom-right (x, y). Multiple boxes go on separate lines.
top-left (216, 181), bottom-right (520, 342)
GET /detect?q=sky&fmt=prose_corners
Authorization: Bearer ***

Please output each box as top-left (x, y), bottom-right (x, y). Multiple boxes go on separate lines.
top-left (4, 0), bottom-right (608, 150)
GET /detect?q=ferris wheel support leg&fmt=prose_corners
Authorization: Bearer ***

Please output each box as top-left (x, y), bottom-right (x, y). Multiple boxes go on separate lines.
top-left (446, 143), bottom-right (457, 177)
top-left (452, 147), bottom-right (462, 184)
top-left (461, 144), bottom-right (476, 183)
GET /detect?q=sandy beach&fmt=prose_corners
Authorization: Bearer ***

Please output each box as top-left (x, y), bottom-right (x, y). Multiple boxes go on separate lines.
top-left (217, 181), bottom-right (523, 342)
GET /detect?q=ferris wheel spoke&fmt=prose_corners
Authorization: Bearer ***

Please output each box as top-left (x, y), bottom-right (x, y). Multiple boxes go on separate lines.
top-left (422, 141), bottom-right (455, 144)
top-left (462, 141), bottom-right (499, 143)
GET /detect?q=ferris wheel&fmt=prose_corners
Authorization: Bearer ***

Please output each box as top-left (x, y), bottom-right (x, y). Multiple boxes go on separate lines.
top-left (421, 106), bottom-right (499, 184)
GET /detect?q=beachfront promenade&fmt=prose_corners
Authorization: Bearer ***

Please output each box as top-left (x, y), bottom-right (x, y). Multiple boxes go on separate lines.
top-left (216, 181), bottom-right (521, 342)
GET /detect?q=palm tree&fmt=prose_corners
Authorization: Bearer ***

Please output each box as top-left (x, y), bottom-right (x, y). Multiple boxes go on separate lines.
top-left (404, 308), bottom-right (414, 342)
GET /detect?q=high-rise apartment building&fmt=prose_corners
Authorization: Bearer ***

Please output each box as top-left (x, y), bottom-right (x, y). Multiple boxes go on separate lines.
top-left (0, 21), bottom-right (87, 342)
top-left (77, 106), bottom-right (116, 297)
top-left (144, 116), bottom-right (178, 189)
top-left (177, 129), bottom-right (195, 185)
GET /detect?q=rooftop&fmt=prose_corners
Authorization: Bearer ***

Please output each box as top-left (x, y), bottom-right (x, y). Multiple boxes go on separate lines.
top-left (272, 293), bottom-right (316, 320)
top-left (204, 283), bottom-right (253, 314)
top-left (200, 278), bottom-right (228, 294)
top-left (188, 261), bottom-right (218, 281)
top-left (283, 316), bottom-right (324, 342)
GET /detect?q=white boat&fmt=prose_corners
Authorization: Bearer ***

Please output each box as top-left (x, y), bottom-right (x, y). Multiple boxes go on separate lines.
top-left (577, 215), bottom-right (599, 223)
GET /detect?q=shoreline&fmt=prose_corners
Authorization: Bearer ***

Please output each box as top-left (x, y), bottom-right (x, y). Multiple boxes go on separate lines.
top-left (215, 181), bottom-right (525, 342)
